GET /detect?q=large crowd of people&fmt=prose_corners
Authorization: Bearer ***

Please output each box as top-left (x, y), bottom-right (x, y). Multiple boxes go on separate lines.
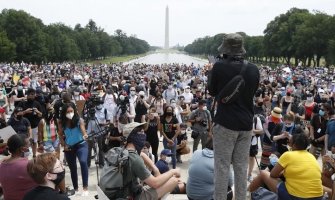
top-left (0, 34), bottom-right (335, 200)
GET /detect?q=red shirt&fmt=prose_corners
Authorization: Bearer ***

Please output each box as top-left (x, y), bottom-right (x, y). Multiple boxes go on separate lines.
top-left (0, 158), bottom-right (37, 200)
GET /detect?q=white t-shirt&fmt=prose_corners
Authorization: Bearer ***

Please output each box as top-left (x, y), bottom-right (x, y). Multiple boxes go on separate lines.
top-left (251, 116), bottom-right (263, 145)
top-left (181, 92), bottom-right (193, 104)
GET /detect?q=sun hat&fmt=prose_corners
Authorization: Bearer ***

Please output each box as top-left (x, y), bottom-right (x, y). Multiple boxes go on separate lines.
top-left (271, 107), bottom-right (282, 119)
top-left (217, 33), bottom-right (246, 56)
top-left (123, 122), bottom-right (147, 137)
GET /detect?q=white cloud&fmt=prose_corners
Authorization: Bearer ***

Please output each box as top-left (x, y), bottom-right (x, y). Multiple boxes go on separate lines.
top-left (1, 0), bottom-right (335, 46)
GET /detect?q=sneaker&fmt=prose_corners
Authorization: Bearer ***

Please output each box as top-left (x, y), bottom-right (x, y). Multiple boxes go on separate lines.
top-left (81, 190), bottom-right (89, 197)
top-left (65, 187), bottom-right (75, 196)
top-left (247, 175), bottom-right (253, 182)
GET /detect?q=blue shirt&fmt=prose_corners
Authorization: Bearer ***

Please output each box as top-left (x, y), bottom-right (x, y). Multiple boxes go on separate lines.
top-left (326, 119), bottom-right (335, 150)
top-left (64, 123), bottom-right (84, 146)
top-left (155, 159), bottom-right (169, 174)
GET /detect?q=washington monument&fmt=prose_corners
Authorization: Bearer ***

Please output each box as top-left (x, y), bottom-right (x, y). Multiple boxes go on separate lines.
top-left (164, 6), bottom-right (169, 49)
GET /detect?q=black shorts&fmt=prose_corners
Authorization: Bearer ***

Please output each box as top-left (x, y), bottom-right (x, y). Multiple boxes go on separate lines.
top-left (249, 145), bottom-right (258, 157)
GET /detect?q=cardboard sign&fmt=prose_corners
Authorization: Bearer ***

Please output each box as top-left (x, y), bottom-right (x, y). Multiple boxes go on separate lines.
top-left (76, 100), bottom-right (86, 117)
top-left (0, 126), bottom-right (17, 143)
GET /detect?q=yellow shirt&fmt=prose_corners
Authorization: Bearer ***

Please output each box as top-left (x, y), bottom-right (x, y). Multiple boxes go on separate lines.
top-left (278, 150), bottom-right (323, 198)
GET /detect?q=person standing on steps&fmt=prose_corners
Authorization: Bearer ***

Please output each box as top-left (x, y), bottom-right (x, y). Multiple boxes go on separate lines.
top-left (207, 33), bottom-right (260, 200)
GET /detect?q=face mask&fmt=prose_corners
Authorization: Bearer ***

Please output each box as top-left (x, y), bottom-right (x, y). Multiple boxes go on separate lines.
top-left (257, 102), bottom-right (263, 107)
top-left (16, 115), bottom-right (22, 120)
top-left (203, 106), bottom-right (207, 110)
top-left (74, 92), bottom-right (80, 96)
top-left (22, 150), bottom-right (30, 158)
top-left (27, 98), bottom-right (34, 103)
top-left (185, 89), bottom-right (190, 93)
top-left (171, 103), bottom-right (176, 107)
top-left (181, 130), bottom-right (186, 134)
top-left (50, 170), bottom-right (65, 186)
top-left (319, 110), bottom-right (325, 116)
top-left (96, 105), bottom-right (103, 110)
top-left (307, 97), bottom-right (313, 101)
top-left (130, 91), bottom-right (136, 96)
top-left (286, 123), bottom-right (294, 128)
top-left (129, 133), bottom-right (147, 154)
top-left (165, 156), bottom-right (172, 163)
top-left (66, 112), bottom-right (74, 120)
top-left (166, 112), bottom-right (173, 116)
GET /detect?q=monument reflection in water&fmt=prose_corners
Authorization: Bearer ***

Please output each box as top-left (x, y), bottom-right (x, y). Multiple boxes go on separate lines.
top-left (131, 53), bottom-right (207, 66)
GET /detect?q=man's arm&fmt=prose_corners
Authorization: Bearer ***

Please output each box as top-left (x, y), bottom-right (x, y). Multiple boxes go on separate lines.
top-left (143, 169), bottom-right (180, 189)
top-left (207, 64), bottom-right (218, 96)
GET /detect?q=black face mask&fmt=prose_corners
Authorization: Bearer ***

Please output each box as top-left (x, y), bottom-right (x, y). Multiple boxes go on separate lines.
top-left (27, 98), bottom-right (34, 103)
top-left (16, 115), bottom-right (22, 120)
top-left (129, 132), bottom-right (147, 154)
top-left (166, 112), bottom-right (173, 116)
top-left (50, 170), bottom-right (65, 186)
top-left (257, 102), bottom-right (263, 107)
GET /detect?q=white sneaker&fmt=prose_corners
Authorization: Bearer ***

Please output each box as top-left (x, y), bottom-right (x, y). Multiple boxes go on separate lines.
top-left (81, 190), bottom-right (89, 197)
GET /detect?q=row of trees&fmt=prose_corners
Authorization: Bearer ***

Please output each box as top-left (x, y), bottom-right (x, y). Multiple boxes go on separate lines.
top-left (184, 8), bottom-right (335, 66)
top-left (0, 9), bottom-right (150, 63)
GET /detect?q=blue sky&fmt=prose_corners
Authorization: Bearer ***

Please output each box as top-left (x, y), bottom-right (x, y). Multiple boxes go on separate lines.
top-left (2, 0), bottom-right (335, 47)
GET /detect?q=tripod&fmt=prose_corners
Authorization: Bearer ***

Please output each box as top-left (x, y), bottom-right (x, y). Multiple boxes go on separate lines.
top-left (86, 114), bottom-right (107, 186)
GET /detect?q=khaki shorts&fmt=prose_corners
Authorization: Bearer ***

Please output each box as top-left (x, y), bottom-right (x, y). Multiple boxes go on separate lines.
top-left (138, 185), bottom-right (158, 200)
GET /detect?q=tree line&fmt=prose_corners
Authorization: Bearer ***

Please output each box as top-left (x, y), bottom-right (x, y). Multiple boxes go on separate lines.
top-left (0, 9), bottom-right (150, 63)
top-left (184, 8), bottom-right (335, 67)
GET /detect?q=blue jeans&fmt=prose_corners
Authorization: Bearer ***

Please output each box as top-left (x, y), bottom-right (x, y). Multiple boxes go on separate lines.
top-left (163, 137), bottom-right (177, 169)
top-left (277, 182), bottom-right (323, 200)
top-left (65, 141), bottom-right (89, 190)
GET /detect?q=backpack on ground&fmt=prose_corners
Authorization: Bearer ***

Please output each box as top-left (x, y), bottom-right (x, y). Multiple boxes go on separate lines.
top-left (100, 147), bottom-right (132, 200)
top-left (251, 187), bottom-right (278, 200)
top-left (217, 60), bottom-right (248, 104)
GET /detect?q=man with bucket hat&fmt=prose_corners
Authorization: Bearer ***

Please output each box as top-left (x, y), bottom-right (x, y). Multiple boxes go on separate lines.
top-left (207, 33), bottom-right (260, 200)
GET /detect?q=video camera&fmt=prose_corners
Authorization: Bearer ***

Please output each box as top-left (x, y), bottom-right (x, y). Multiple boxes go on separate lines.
top-left (117, 95), bottom-right (130, 114)
top-left (85, 92), bottom-right (104, 118)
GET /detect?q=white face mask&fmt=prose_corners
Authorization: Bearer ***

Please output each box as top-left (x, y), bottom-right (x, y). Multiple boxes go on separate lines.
top-left (171, 103), bottom-right (176, 107)
top-left (74, 92), bottom-right (80, 96)
top-left (66, 112), bottom-right (74, 120)
top-left (185, 89), bottom-right (190, 93)
top-left (203, 106), bottom-right (207, 110)
top-left (165, 156), bottom-right (172, 163)
top-left (130, 91), bottom-right (136, 96)
top-left (181, 130), bottom-right (186, 134)
top-left (22, 150), bottom-right (30, 158)
top-left (307, 97), bottom-right (313, 101)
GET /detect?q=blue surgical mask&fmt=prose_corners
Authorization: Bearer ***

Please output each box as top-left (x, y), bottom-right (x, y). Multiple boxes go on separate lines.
top-left (319, 110), bottom-right (325, 116)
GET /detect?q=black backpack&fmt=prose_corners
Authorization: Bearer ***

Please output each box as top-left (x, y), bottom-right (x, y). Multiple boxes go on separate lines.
top-left (217, 60), bottom-right (248, 104)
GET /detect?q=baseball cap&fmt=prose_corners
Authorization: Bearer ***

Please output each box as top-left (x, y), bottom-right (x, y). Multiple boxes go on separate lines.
top-left (161, 149), bottom-right (172, 156)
